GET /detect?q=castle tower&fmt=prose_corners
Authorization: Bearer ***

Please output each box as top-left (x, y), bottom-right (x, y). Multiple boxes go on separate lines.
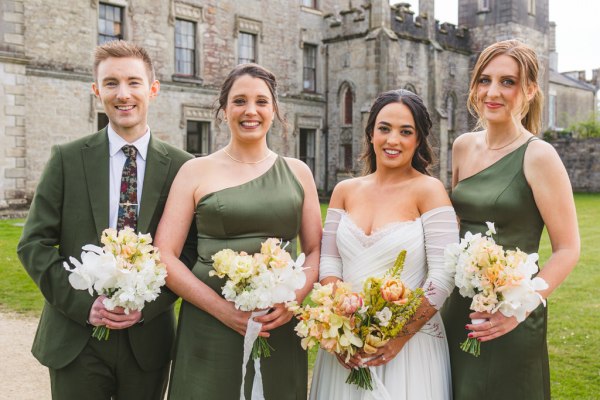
top-left (458, 0), bottom-right (550, 130)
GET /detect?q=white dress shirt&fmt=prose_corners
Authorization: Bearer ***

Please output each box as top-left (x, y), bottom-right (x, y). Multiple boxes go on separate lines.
top-left (107, 124), bottom-right (150, 229)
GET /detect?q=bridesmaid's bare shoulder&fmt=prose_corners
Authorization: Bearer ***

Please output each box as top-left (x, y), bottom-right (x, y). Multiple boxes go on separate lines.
top-left (453, 131), bottom-right (483, 153)
top-left (329, 175), bottom-right (369, 209)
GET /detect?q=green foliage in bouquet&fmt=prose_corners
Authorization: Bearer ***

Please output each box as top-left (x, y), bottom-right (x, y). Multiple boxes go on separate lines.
top-left (347, 250), bottom-right (424, 390)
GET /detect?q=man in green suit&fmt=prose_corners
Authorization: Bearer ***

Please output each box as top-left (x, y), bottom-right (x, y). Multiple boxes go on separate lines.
top-left (17, 40), bottom-right (196, 399)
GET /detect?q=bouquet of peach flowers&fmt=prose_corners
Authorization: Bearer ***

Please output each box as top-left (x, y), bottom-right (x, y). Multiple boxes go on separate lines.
top-left (445, 222), bottom-right (548, 356)
top-left (291, 281), bottom-right (364, 360)
top-left (292, 250), bottom-right (423, 391)
top-left (349, 250), bottom-right (423, 390)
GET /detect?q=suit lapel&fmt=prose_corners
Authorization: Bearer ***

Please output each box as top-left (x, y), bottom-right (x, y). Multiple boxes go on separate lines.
top-left (138, 136), bottom-right (171, 234)
top-left (82, 129), bottom-right (110, 239)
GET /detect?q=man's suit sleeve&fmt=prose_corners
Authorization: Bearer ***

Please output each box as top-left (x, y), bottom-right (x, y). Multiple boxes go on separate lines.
top-left (17, 145), bottom-right (95, 326)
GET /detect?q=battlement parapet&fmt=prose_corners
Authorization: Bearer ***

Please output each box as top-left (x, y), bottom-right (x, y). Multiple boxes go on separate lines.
top-left (323, 3), bottom-right (370, 41)
top-left (435, 22), bottom-right (471, 53)
top-left (389, 3), bottom-right (470, 52)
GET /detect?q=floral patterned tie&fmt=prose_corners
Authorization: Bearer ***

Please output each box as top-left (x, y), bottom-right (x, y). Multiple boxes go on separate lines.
top-left (117, 145), bottom-right (138, 231)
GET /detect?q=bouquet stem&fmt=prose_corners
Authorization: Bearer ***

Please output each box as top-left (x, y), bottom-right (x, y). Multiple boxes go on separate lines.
top-left (92, 325), bottom-right (111, 341)
top-left (460, 337), bottom-right (480, 357)
top-left (251, 337), bottom-right (273, 359)
top-left (346, 367), bottom-right (373, 391)
top-left (461, 318), bottom-right (484, 357)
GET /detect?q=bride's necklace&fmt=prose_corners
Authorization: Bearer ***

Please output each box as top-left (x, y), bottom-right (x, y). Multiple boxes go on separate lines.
top-left (485, 130), bottom-right (523, 151)
top-left (223, 147), bottom-right (273, 164)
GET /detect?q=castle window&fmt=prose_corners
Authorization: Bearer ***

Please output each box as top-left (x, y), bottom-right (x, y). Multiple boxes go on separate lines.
top-left (406, 53), bottom-right (414, 68)
top-left (303, 44), bottom-right (317, 92)
top-left (238, 32), bottom-right (257, 64)
top-left (299, 128), bottom-right (316, 175)
top-left (404, 83), bottom-right (417, 95)
top-left (187, 120), bottom-right (211, 157)
top-left (549, 94), bottom-right (557, 128)
top-left (343, 88), bottom-right (353, 125)
top-left (341, 143), bottom-right (353, 171)
top-left (301, 0), bottom-right (317, 8)
top-left (175, 19), bottom-right (196, 76)
top-left (528, 0), bottom-right (536, 15)
top-left (98, 3), bottom-right (123, 44)
top-left (446, 94), bottom-right (456, 132)
top-left (477, 0), bottom-right (490, 12)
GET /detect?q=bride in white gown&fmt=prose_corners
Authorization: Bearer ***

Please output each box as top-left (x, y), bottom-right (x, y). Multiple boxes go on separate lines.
top-left (310, 90), bottom-right (458, 400)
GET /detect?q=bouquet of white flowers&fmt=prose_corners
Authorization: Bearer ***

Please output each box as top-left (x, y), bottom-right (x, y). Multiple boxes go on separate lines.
top-left (445, 222), bottom-right (548, 356)
top-left (63, 227), bottom-right (167, 340)
top-left (210, 238), bottom-right (306, 400)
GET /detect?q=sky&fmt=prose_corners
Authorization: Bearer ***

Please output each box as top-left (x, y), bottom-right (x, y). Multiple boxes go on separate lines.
top-left (394, 0), bottom-right (600, 78)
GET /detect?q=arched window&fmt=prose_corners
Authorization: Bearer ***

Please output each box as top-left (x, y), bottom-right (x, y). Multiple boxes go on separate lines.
top-left (343, 87), bottom-right (353, 125)
top-left (404, 83), bottom-right (417, 94)
top-left (446, 93), bottom-right (456, 132)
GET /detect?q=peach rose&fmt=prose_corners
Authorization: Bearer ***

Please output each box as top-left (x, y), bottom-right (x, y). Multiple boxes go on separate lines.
top-left (334, 293), bottom-right (363, 316)
top-left (380, 277), bottom-right (411, 305)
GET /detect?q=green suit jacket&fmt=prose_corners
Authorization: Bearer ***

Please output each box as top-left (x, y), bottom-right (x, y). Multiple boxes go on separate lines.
top-left (17, 128), bottom-right (196, 371)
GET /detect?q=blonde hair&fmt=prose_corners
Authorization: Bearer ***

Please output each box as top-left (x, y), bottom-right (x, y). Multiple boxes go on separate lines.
top-left (93, 40), bottom-right (155, 83)
top-left (467, 40), bottom-right (543, 135)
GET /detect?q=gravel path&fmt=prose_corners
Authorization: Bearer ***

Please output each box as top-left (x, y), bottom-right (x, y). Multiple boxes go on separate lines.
top-left (0, 312), bottom-right (50, 400)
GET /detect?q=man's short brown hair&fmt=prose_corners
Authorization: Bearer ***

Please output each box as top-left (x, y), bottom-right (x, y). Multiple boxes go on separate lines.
top-left (93, 40), bottom-right (155, 83)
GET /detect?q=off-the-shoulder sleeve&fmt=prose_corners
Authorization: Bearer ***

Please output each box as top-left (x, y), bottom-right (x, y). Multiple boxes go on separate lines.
top-left (319, 208), bottom-right (344, 281)
top-left (421, 206), bottom-right (459, 309)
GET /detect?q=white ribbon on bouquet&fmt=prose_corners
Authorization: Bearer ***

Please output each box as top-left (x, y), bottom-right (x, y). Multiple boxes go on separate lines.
top-left (239, 309), bottom-right (269, 400)
top-left (365, 366), bottom-right (392, 400)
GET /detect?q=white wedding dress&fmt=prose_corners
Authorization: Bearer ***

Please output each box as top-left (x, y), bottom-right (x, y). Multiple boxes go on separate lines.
top-left (309, 206), bottom-right (458, 400)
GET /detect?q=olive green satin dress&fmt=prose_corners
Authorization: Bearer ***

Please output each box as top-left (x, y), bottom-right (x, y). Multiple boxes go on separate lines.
top-left (168, 157), bottom-right (307, 400)
top-left (441, 138), bottom-right (550, 400)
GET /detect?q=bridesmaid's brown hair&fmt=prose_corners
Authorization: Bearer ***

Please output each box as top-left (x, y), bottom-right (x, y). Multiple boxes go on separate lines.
top-left (214, 63), bottom-right (285, 125)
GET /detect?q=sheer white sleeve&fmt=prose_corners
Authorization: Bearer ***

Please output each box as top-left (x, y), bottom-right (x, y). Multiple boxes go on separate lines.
top-left (421, 206), bottom-right (459, 310)
top-left (319, 208), bottom-right (344, 281)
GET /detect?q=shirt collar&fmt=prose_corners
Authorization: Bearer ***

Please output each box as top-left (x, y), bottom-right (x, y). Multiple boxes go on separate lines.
top-left (107, 124), bottom-right (151, 160)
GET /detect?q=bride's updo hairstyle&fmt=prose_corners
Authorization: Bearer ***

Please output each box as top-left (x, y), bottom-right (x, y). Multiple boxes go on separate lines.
top-left (360, 89), bottom-right (434, 176)
top-left (468, 39), bottom-right (543, 135)
top-left (214, 63), bottom-right (285, 125)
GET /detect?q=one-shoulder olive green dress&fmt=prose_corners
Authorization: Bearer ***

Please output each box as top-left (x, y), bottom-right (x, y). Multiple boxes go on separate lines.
top-left (168, 157), bottom-right (307, 400)
top-left (441, 138), bottom-right (550, 400)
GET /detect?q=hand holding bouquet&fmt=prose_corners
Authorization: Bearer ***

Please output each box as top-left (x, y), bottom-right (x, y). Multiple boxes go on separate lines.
top-left (292, 250), bottom-right (423, 392)
top-left (63, 227), bottom-right (167, 340)
top-left (445, 222), bottom-right (548, 356)
top-left (210, 238), bottom-right (306, 400)
top-left (349, 250), bottom-right (423, 390)
top-left (210, 238), bottom-right (306, 358)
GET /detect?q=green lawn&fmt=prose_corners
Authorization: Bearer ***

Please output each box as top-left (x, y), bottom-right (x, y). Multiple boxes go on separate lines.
top-left (2, 194), bottom-right (598, 398)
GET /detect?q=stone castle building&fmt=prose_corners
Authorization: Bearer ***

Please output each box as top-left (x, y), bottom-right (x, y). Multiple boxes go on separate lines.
top-left (0, 0), bottom-right (597, 210)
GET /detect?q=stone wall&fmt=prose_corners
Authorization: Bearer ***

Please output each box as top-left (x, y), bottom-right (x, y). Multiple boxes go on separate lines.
top-left (550, 138), bottom-right (600, 192)
top-left (1, 0), bottom-right (26, 209)
top-left (550, 83), bottom-right (596, 129)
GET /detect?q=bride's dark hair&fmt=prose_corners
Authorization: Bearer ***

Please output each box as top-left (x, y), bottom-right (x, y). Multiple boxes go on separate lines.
top-left (360, 89), bottom-right (434, 175)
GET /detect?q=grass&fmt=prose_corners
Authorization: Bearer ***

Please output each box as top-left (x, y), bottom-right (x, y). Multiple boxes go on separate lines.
top-left (2, 194), bottom-right (599, 398)
top-left (541, 194), bottom-right (600, 398)
top-left (0, 219), bottom-right (44, 314)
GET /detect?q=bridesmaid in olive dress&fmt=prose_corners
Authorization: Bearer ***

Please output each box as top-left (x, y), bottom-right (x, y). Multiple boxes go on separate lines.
top-left (155, 64), bottom-right (322, 399)
top-left (441, 40), bottom-right (580, 400)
